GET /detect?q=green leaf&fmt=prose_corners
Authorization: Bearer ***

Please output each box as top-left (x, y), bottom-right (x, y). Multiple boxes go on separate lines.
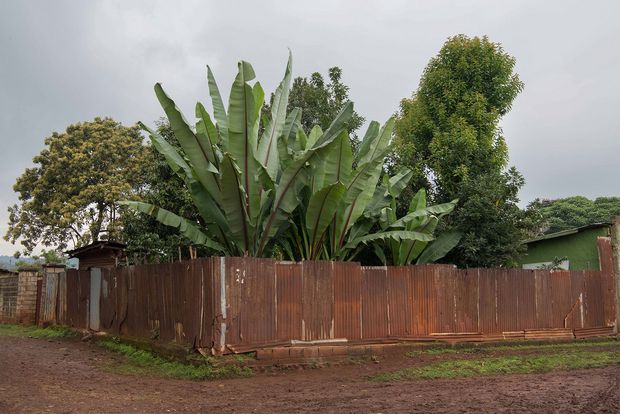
top-left (257, 52), bottom-right (292, 181)
top-left (334, 149), bottom-right (387, 251)
top-left (220, 154), bottom-right (252, 254)
top-left (206, 65), bottom-right (228, 145)
top-left (154, 84), bottom-right (221, 203)
top-left (357, 117), bottom-right (394, 166)
top-left (416, 230), bottom-right (462, 264)
top-left (391, 199), bottom-right (458, 228)
top-left (306, 125), bottom-right (323, 150)
top-left (119, 201), bottom-right (226, 252)
top-left (387, 168), bottom-right (413, 198)
top-left (139, 122), bottom-right (193, 180)
top-left (195, 102), bottom-right (221, 167)
top-left (312, 130), bottom-right (352, 192)
top-left (409, 188), bottom-right (427, 213)
top-left (355, 121), bottom-right (380, 164)
top-left (345, 230), bottom-right (435, 250)
top-left (227, 61), bottom-right (261, 227)
top-left (312, 101), bottom-right (354, 148)
top-left (305, 183), bottom-right (346, 258)
top-left (399, 216), bottom-right (437, 265)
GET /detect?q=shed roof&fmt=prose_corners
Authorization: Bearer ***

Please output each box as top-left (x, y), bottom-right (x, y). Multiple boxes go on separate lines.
top-left (65, 240), bottom-right (127, 258)
top-left (525, 222), bottom-right (611, 244)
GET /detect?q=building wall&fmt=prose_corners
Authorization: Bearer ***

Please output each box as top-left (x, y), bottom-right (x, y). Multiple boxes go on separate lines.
top-left (520, 227), bottom-right (609, 270)
top-left (0, 272), bottom-right (19, 323)
top-left (15, 270), bottom-right (39, 325)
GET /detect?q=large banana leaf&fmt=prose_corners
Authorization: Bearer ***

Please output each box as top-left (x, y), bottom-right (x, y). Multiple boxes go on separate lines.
top-left (227, 61), bottom-right (262, 227)
top-left (312, 130), bottom-right (352, 193)
top-left (220, 154), bottom-right (252, 254)
top-left (305, 182), bottom-right (345, 259)
top-left (416, 230), bottom-right (462, 264)
top-left (312, 102), bottom-right (354, 148)
top-left (154, 84), bottom-right (221, 203)
top-left (345, 230), bottom-right (435, 250)
top-left (355, 121), bottom-right (380, 164)
top-left (119, 201), bottom-right (226, 252)
top-left (333, 150), bottom-right (387, 252)
top-left (278, 108), bottom-right (302, 167)
top-left (391, 199), bottom-right (458, 228)
top-left (257, 52), bottom-right (292, 180)
top-left (257, 103), bottom-right (354, 255)
top-left (356, 118), bottom-right (394, 167)
top-left (195, 102), bottom-right (221, 167)
top-left (206, 66), bottom-right (228, 144)
top-left (398, 216), bottom-right (438, 265)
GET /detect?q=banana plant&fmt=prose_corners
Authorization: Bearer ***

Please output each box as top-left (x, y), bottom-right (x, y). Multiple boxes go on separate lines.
top-left (348, 186), bottom-right (461, 265)
top-left (121, 52), bottom-right (460, 264)
top-left (121, 53), bottom-right (355, 257)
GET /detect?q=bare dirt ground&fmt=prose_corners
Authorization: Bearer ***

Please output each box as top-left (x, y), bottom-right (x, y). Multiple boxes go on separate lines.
top-left (1, 335), bottom-right (619, 413)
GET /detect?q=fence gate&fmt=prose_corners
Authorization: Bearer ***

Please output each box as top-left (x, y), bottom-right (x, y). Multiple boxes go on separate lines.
top-left (89, 268), bottom-right (101, 331)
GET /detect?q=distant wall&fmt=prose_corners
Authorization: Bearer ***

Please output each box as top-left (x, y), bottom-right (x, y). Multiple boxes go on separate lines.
top-left (15, 269), bottom-right (40, 325)
top-left (0, 271), bottom-right (19, 323)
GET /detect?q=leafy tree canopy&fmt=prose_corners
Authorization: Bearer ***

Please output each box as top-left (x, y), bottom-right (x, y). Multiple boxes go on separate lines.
top-left (5, 117), bottom-right (149, 254)
top-left (529, 196), bottom-right (620, 234)
top-left (285, 66), bottom-right (365, 138)
top-left (393, 35), bottom-right (531, 267)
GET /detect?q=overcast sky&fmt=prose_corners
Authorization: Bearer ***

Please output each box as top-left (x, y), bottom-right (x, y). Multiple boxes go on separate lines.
top-left (1, 0), bottom-right (618, 255)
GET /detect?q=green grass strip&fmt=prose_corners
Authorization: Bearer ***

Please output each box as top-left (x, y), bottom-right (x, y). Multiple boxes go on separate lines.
top-left (0, 323), bottom-right (76, 338)
top-left (375, 350), bottom-right (620, 381)
top-left (406, 340), bottom-right (620, 358)
top-left (97, 339), bottom-right (253, 380)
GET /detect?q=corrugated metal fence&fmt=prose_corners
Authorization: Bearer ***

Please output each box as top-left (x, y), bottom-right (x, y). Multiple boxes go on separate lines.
top-left (44, 251), bottom-right (617, 353)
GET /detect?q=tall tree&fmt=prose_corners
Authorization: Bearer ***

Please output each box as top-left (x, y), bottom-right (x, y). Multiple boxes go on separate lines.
top-left (281, 66), bottom-right (365, 138)
top-left (394, 35), bottom-right (530, 267)
top-left (5, 117), bottom-right (149, 254)
top-left (529, 196), bottom-right (620, 234)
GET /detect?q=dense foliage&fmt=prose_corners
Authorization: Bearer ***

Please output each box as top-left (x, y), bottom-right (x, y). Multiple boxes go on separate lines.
top-left (120, 121), bottom-right (207, 262)
top-left (286, 66), bottom-right (365, 137)
top-left (393, 35), bottom-right (532, 267)
top-left (5, 118), bottom-right (149, 254)
top-left (124, 54), bottom-right (459, 264)
top-left (529, 196), bottom-right (620, 234)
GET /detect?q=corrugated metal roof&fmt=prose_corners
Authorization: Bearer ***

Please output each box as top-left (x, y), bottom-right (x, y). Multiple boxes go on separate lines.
top-left (525, 222), bottom-right (611, 244)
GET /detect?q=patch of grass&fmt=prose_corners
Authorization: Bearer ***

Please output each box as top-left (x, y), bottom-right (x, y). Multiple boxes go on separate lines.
top-left (97, 339), bottom-right (253, 380)
top-left (0, 323), bottom-right (76, 338)
top-left (405, 340), bottom-right (619, 358)
top-left (375, 350), bottom-right (620, 381)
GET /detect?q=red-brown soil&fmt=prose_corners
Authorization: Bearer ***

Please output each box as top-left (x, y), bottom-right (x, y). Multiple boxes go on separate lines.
top-left (0, 335), bottom-right (619, 413)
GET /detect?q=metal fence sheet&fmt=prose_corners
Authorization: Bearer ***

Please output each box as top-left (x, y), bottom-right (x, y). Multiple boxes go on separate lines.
top-left (53, 255), bottom-right (615, 352)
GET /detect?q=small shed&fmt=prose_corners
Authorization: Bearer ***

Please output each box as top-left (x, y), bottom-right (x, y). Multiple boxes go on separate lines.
top-left (518, 222), bottom-right (611, 270)
top-left (65, 241), bottom-right (127, 270)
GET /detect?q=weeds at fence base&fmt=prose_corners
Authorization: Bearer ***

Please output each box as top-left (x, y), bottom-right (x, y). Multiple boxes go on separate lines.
top-left (0, 324), bottom-right (77, 339)
top-left (97, 338), bottom-right (253, 381)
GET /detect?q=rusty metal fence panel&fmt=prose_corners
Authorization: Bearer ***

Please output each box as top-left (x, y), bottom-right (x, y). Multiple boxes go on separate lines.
top-left (360, 266), bottom-right (389, 339)
top-left (55, 255), bottom-right (616, 352)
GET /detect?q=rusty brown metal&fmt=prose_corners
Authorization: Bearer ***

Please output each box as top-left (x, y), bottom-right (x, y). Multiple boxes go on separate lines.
top-left (360, 266), bottom-right (389, 339)
top-left (275, 261), bottom-right (302, 341)
top-left (53, 255), bottom-right (616, 353)
top-left (333, 261), bottom-right (362, 340)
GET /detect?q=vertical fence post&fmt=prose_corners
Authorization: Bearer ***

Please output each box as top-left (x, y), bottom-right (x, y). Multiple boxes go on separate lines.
top-left (611, 216), bottom-right (620, 334)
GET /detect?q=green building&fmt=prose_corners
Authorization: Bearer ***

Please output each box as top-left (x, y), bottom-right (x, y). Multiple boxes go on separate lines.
top-left (519, 223), bottom-right (612, 270)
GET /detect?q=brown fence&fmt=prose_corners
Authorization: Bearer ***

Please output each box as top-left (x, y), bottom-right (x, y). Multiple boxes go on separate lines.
top-left (0, 272), bottom-right (19, 323)
top-left (49, 252), bottom-right (617, 354)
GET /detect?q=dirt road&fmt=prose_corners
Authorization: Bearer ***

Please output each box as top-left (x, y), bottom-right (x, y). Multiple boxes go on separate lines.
top-left (1, 335), bottom-right (619, 413)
